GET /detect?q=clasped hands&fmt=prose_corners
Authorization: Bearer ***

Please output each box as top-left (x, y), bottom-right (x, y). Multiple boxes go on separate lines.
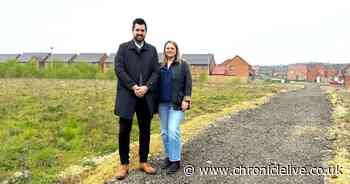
top-left (181, 101), bottom-right (190, 112)
top-left (132, 85), bottom-right (148, 98)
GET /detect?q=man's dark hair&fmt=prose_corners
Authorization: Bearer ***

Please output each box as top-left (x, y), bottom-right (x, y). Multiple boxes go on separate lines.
top-left (132, 18), bottom-right (147, 31)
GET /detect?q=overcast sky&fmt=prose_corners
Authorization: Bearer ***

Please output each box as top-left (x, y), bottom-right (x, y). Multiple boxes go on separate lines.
top-left (0, 0), bottom-right (349, 65)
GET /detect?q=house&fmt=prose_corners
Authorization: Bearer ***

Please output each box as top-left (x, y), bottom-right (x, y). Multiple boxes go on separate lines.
top-left (181, 54), bottom-right (216, 75)
top-left (17, 53), bottom-right (51, 68)
top-left (73, 53), bottom-right (108, 72)
top-left (343, 64), bottom-right (350, 90)
top-left (46, 54), bottom-right (77, 64)
top-left (306, 63), bottom-right (326, 83)
top-left (288, 63), bottom-right (347, 83)
top-left (287, 64), bottom-right (308, 81)
top-left (0, 54), bottom-right (21, 63)
top-left (217, 55), bottom-right (254, 80)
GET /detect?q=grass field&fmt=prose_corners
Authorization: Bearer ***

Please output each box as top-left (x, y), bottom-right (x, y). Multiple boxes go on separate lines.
top-left (0, 77), bottom-right (295, 183)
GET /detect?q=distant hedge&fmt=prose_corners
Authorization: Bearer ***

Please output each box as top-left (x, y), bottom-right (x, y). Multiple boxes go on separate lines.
top-left (0, 59), bottom-right (116, 80)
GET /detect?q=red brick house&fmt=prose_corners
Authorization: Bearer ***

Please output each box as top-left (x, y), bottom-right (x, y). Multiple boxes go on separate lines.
top-left (306, 63), bottom-right (326, 82)
top-left (288, 63), bottom-right (330, 82)
top-left (287, 64), bottom-right (308, 81)
top-left (217, 55), bottom-right (254, 80)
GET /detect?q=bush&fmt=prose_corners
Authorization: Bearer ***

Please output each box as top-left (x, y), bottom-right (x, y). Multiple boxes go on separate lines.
top-left (198, 71), bottom-right (208, 82)
top-left (0, 59), bottom-right (115, 80)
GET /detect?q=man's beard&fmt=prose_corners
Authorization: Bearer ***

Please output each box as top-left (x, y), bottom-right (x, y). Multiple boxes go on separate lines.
top-left (134, 35), bottom-right (144, 43)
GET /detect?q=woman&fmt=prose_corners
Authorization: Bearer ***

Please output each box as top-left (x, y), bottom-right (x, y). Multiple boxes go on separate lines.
top-left (158, 40), bottom-right (192, 174)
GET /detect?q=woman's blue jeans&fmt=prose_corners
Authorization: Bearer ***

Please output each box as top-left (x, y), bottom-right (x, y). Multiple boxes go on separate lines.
top-left (158, 102), bottom-right (184, 161)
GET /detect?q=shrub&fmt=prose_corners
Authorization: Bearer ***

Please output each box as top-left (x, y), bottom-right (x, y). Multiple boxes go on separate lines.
top-left (0, 59), bottom-right (115, 80)
top-left (198, 71), bottom-right (208, 82)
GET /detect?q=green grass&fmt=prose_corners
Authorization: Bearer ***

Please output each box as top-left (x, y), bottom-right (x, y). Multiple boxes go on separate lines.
top-left (0, 77), bottom-right (291, 183)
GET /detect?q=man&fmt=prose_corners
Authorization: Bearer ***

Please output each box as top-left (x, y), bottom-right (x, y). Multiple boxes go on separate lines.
top-left (114, 18), bottom-right (160, 180)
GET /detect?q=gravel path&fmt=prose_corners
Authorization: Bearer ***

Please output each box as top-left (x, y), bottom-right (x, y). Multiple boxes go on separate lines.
top-left (107, 84), bottom-right (333, 184)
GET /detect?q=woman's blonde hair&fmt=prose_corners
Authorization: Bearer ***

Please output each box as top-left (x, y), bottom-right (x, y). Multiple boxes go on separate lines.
top-left (161, 40), bottom-right (182, 67)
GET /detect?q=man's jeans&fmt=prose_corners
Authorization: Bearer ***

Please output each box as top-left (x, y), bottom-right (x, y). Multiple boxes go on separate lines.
top-left (158, 102), bottom-right (184, 161)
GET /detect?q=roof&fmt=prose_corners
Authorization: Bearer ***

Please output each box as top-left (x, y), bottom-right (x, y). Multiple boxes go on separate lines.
top-left (223, 55), bottom-right (251, 67)
top-left (288, 63), bottom-right (308, 70)
top-left (233, 55), bottom-right (251, 67)
top-left (46, 54), bottom-right (77, 63)
top-left (0, 54), bottom-right (20, 63)
top-left (17, 53), bottom-right (50, 63)
top-left (181, 54), bottom-right (215, 65)
top-left (74, 53), bottom-right (107, 63)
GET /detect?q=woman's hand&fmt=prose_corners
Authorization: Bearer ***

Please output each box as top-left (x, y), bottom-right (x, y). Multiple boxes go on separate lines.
top-left (181, 101), bottom-right (189, 111)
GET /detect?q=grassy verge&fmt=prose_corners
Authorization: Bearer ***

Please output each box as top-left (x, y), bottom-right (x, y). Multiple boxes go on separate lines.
top-left (0, 79), bottom-right (118, 184)
top-left (322, 86), bottom-right (350, 184)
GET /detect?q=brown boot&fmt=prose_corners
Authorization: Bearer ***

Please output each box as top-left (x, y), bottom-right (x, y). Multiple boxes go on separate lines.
top-left (139, 162), bottom-right (157, 175)
top-left (115, 164), bottom-right (129, 180)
